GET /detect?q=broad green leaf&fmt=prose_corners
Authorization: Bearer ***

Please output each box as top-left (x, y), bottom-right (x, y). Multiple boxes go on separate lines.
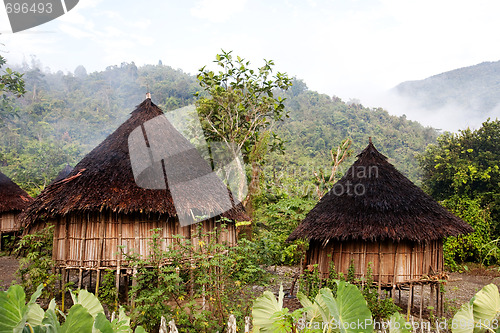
top-left (452, 302), bottom-right (475, 333)
top-left (297, 291), bottom-right (322, 322)
top-left (93, 313), bottom-right (113, 333)
top-left (332, 281), bottom-right (373, 333)
top-left (0, 285), bottom-right (29, 333)
top-left (70, 289), bottom-right (104, 318)
top-left (27, 303), bottom-right (45, 327)
top-left (252, 288), bottom-right (283, 332)
top-left (472, 284), bottom-right (500, 333)
top-left (388, 312), bottom-right (412, 333)
top-left (60, 304), bottom-right (93, 333)
top-left (111, 307), bottom-right (132, 333)
top-left (42, 308), bottom-right (61, 333)
top-left (134, 327), bottom-right (146, 333)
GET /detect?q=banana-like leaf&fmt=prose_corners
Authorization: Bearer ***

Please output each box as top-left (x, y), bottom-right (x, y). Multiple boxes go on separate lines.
top-left (452, 302), bottom-right (475, 333)
top-left (472, 284), bottom-right (500, 333)
top-left (329, 281), bottom-right (373, 333)
top-left (41, 308), bottom-right (61, 333)
top-left (252, 285), bottom-right (284, 332)
top-left (111, 307), bottom-right (132, 333)
top-left (93, 313), bottom-right (113, 333)
top-left (60, 304), bottom-right (93, 333)
top-left (297, 291), bottom-right (322, 323)
top-left (27, 303), bottom-right (45, 327)
top-left (0, 285), bottom-right (27, 333)
top-left (70, 289), bottom-right (104, 318)
top-left (388, 312), bottom-right (412, 333)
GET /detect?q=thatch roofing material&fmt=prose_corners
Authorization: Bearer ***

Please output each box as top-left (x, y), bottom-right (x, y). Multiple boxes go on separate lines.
top-left (287, 142), bottom-right (473, 243)
top-left (51, 164), bottom-right (74, 184)
top-left (0, 171), bottom-right (33, 213)
top-left (24, 98), bottom-right (247, 227)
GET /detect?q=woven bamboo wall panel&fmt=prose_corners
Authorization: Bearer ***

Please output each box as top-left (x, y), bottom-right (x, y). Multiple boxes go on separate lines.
top-left (52, 211), bottom-right (237, 268)
top-left (306, 239), bottom-right (443, 284)
top-left (0, 212), bottom-right (21, 232)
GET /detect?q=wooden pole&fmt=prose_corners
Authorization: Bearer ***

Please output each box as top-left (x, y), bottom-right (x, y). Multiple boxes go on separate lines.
top-left (407, 283), bottom-right (412, 321)
top-left (392, 243), bottom-right (399, 296)
top-left (95, 212), bottom-right (105, 297)
top-left (377, 243), bottom-right (382, 298)
top-left (419, 284), bottom-right (424, 320)
top-left (116, 214), bottom-right (122, 305)
top-left (78, 216), bottom-right (87, 289)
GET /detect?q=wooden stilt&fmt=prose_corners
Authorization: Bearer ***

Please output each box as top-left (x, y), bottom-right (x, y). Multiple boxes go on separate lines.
top-left (419, 284), bottom-right (424, 320)
top-left (61, 268), bottom-right (67, 313)
top-left (430, 284), bottom-right (435, 311)
top-left (95, 269), bottom-right (101, 297)
top-left (411, 283), bottom-right (415, 309)
top-left (89, 269), bottom-right (93, 291)
top-left (131, 267), bottom-right (137, 308)
top-left (407, 283), bottom-right (413, 320)
top-left (78, 268), bottom-right (83, 289)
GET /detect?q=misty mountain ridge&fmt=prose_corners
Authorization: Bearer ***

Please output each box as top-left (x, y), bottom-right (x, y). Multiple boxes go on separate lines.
top-left (389, 60), bottom-right (500, 130)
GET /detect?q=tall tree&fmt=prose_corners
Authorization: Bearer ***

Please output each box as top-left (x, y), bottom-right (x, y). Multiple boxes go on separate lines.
top-left (196, 50), bottom-right (291, 207)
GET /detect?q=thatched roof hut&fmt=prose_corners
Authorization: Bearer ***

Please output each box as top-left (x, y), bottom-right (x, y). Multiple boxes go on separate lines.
top-left (24, 98), bottom-right (247, 271)
top-left (288, 140), bottom-right (472, 285)
top-left (0, 171), bottom-right (33, 235)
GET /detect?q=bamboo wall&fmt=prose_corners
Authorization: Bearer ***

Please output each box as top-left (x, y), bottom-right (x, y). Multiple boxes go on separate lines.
top-left (0, 212), bottom-right (21, 233)
top-left (306, 239), bottom-right (443, 285)
top-left (52, 211), bottom-right (237, 269)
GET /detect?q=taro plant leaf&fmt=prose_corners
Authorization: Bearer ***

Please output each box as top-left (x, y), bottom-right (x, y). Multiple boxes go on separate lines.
top-left (0, 283), bottom-right (42, 333)
top-left (26, 303), bottom-right (45, 327)
top-left (330, 281), bottom-right (373, 333)
top-left (297, 291), bottom-right (322, 323)
top-left (452, 301), bottom-right (475, 333)
top-left (111, 306), bottom-right (132, 333)
top-left (60, 304), bottom-right (93, 333)
top-left (252, 285), bottom-right (285, 332)
top-left (41, 308), bottom-right (61, 333)
top-left (93, 312), bottom-right (113, 333)
top-left (472, 283), bottom-right (500, 332)
top-left (388, 312), bottom-right (412, 333)
top-left (70, 289), bottom-right (104, 318)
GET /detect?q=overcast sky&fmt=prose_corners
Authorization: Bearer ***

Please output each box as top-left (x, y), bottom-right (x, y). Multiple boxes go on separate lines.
top-left (1, 0), bottom-right (499, 130)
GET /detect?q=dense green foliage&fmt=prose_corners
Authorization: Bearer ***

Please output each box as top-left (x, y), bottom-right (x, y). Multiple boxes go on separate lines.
top-left (124, 224), bottom-right (268, 332)
top-left (0, 57), bottom-right (438, 198)
top-left (442, 196), bottom-right (492, 269)
top-left (419, 119), bottom-right (500, 236)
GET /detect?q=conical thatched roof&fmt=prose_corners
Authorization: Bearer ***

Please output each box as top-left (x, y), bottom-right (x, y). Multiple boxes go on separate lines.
top-left (0, 171), bottom-right (33, 213)
top-left (51, 164), bottom-right (73, 184)
top-left (287, 141), bottom-right (473, 243)
top-left (24, 98), bottom-right (247, 227)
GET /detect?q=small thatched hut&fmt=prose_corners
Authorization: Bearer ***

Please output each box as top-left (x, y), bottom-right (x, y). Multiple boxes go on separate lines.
top-left (288, 140), bottom-right (473, 288)
top-left (0, 171), bottom-right (33, 244)
top-left (23, 98), bottom-right (247, 287)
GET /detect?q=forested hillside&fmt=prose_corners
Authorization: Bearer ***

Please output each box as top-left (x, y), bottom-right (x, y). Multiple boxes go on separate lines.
top-left (0, 60), bottom-right (439, 196)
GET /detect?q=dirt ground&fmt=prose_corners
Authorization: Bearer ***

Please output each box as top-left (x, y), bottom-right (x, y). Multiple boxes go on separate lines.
top-left (0, 255), bottom-right (20, 287)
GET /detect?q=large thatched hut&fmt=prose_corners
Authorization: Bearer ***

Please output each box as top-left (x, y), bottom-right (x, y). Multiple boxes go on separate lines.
top-left (0, 171), bottom-right (33, 246)
top-left (23, 97), bottom-right (247, 288)
top-left (288, 140), bottom-right (472, 313)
